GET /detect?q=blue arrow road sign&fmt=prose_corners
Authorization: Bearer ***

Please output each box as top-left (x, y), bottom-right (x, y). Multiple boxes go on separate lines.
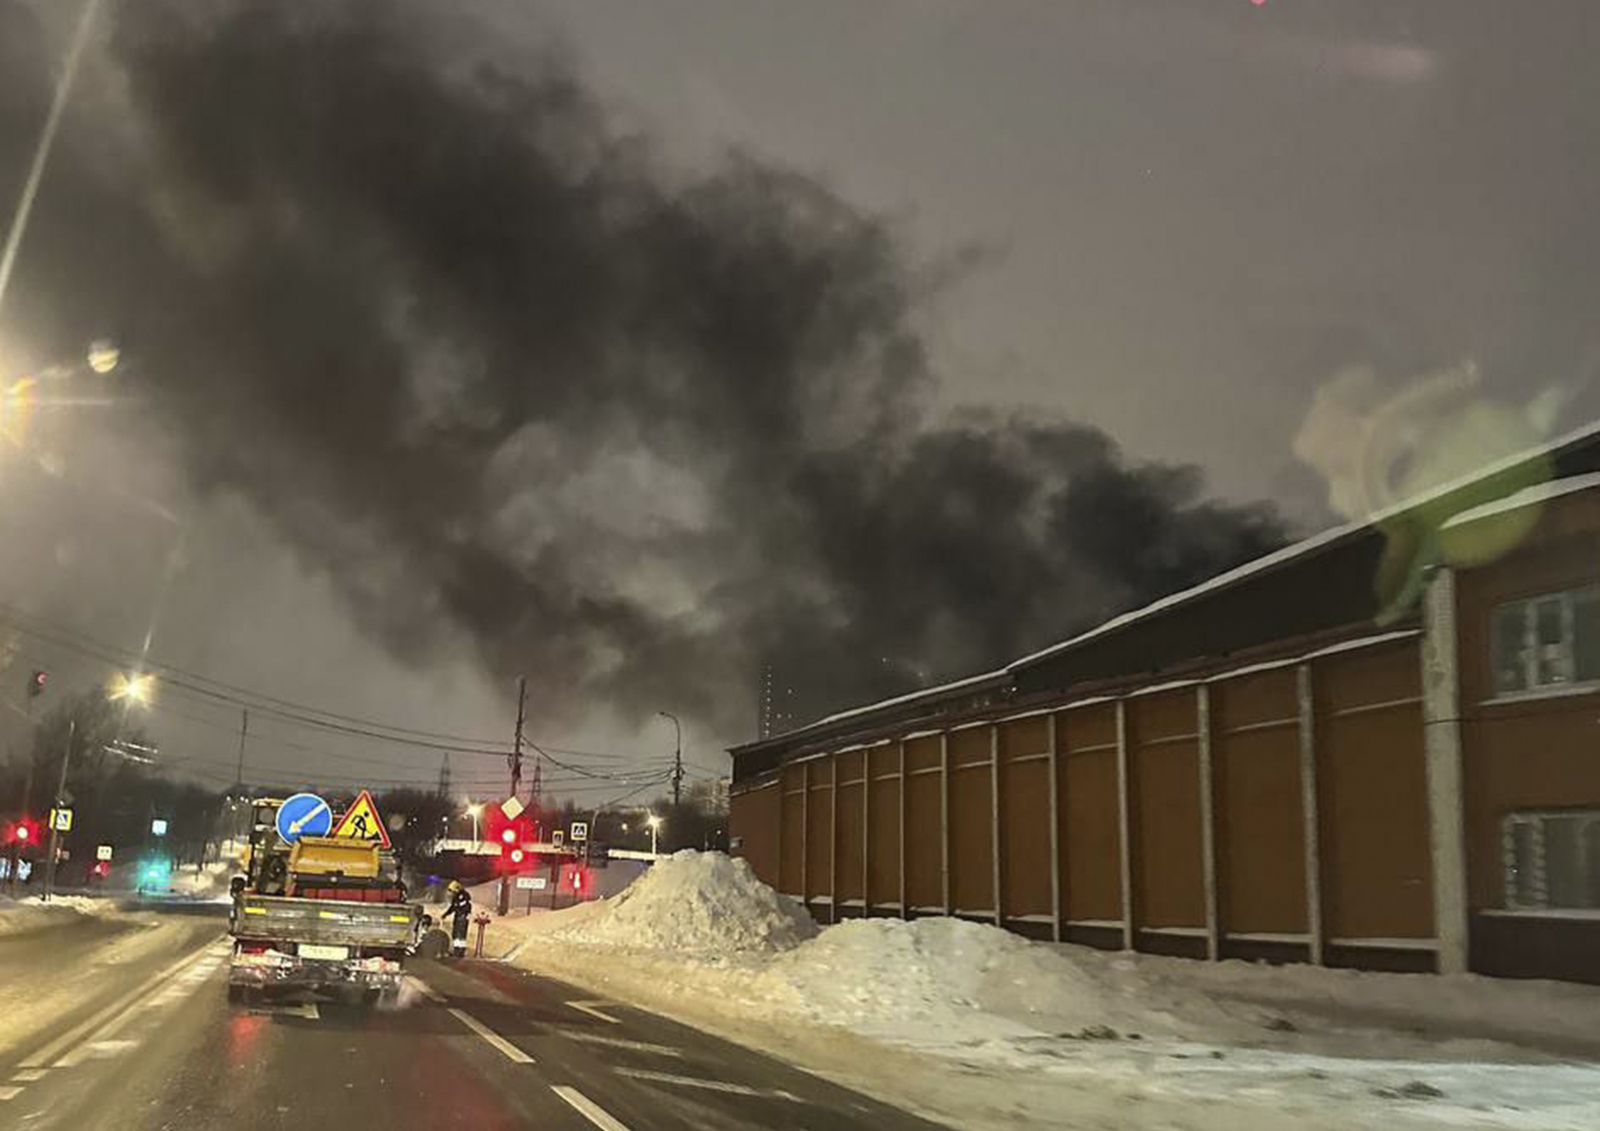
top-left (276, 792), bottom-right (332, 844)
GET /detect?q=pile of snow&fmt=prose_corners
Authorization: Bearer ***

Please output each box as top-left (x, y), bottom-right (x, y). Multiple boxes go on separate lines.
top-left (0, 893), bottom-right (119, 937)
top-left (753, 916), bottom-right (1262, 1044)
top-left (504, 852), bottom-right (1600, 1131)
top-left (169, 859), bottom-right (238, 899)
top-left (547, 851), bottom-right (817, 956)
top-left (518, 852), bottom-right (1252, 1040)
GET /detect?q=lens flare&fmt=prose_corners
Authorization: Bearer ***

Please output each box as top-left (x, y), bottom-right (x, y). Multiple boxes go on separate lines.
top-left (0, 377), bottom-right (37, 447)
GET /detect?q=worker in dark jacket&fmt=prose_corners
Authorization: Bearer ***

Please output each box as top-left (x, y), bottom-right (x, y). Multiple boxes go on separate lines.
top-left (445, 880), bottom-right (472, 958)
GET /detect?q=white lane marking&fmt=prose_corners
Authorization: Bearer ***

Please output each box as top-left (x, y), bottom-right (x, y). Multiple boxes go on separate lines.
top-left (408, 976), bottom-right (446, 1003)
top-left (25, 937), bottom-right (221, 1068)
top-left (562, 1032), bottom-right (683, 1058)
top-left (552, 1085), bottom-right (632, 1131)
top-left (76, 1039), bottom-right (139, 1062)
top-left (248, 1002), bottom-right (320, 1020)
top-left (0, 1086), bottom-right (23, 1101)
top-left (613, 1067), bottom-right (803, 1101)
top-left (566, 999), bottom-right (621, 1024)
top-left (9, 1071), bottom-right (46, 1083)
top-left (447, 1008), bottom-right (535, 1064)
top-left (56, 954), bottom-right (226, 1067)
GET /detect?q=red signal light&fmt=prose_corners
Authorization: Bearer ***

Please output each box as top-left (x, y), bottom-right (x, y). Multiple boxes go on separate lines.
top-left (509, 848), bottom-right (524, 864)
top-left (500, 828), bottom-right (517, 845)
top-left (15, 823), bottom-right (31, 842)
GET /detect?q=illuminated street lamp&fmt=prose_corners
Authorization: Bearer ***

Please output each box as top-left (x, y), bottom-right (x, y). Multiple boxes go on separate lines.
top-left (108, 671), bottom-right (155, 705)
top-left (464, 802), bottom-right (483, 843)
top-left (86, 339), bottom-right (119, 374)
top-left (646, 814), bottom-right (662, 856)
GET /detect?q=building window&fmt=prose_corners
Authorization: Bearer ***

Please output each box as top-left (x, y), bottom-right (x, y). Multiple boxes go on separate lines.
top-left (1503, 811), bottom-right (1600, 911)
top-left (1490, 586), bottom-right (1600, 696)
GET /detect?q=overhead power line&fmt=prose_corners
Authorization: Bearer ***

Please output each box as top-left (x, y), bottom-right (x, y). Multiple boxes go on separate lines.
top-left (0, 606), bottom-right (670, 767)
top-left (0, 602), bottom-right (514, 749)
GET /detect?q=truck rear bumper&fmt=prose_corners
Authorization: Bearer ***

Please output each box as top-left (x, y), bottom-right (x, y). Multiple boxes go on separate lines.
top-left (229, 948), bottom-right (403, 990)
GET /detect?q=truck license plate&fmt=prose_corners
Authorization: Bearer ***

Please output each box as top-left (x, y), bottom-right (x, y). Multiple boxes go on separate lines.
top-left (299, 944), bottom-right (349, 961)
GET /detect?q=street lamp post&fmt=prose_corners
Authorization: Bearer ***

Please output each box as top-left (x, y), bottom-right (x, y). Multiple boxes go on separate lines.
top-left (646, 814), bottom-right (662, 857)
top-left (42, 672), bottom-right (157, 900)
top-left (465, 803), bottom-right (483, 844)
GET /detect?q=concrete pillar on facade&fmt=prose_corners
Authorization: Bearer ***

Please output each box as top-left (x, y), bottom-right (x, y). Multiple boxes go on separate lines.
top-left (1422, 566), bottom-right (1471, 975)
top-left (1115, 701), bottom-right (1135, 951)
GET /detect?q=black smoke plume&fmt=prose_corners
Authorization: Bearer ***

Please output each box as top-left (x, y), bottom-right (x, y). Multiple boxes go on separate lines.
top-left (1, 0), bottom-right (1284, 739)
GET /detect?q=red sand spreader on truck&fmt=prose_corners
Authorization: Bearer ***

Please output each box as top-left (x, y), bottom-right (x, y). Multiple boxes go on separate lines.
top-left (228, 795), bottom-right (428, 1007)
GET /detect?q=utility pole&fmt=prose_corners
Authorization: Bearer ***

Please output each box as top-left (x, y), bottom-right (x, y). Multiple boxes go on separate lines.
top-left (234, 708), bottom-right (249, 847)
top-left (9, 677), bottom-right (40, 893)
top-left (659, 711), bottom-right (683, 807)
top-left (235, 708), bottom-right (249, 785)
top-left (500, 676), bottom-right (527, 919)
top-left (42, 719), bottom-right (75, 903)
top-left (511, 676), bottom-right (527, 801)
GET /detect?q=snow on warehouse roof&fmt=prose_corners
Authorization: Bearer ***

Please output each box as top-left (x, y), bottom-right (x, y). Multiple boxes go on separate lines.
top-left (735, 415), bottom-right (1600, 756)
top-left (1009, 415), bottom-right (1600, 670)
top-left (1441, 471), bottom-right (1600, 530)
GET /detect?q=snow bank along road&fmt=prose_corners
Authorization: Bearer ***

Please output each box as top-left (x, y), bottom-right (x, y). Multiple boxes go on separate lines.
top-left (0, 909), bottom-right (947, 1131)
top-left (0, 899), bottom-right (227, 1074)
top-left (486, 852), bottom-right (1600, 1131)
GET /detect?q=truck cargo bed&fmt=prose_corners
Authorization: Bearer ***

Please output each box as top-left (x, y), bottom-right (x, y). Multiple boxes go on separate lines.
top-left (232, 893), bottom-right (420, 950)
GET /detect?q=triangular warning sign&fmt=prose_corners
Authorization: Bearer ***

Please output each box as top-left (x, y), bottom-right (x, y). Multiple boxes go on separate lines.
top-left (331, 789), bottom-right (390, 847)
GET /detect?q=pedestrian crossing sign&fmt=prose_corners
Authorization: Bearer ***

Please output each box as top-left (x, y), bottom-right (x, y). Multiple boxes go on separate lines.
top-left (331, 790), bottom-right (391, 847)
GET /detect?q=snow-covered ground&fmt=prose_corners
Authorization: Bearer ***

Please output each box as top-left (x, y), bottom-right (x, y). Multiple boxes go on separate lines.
top-left (167, 857), bottom-right (238, 900)
top-left (0, 892), bottom-right (134, 937)
top-left (484, 851), bottom-right (1600, 1131)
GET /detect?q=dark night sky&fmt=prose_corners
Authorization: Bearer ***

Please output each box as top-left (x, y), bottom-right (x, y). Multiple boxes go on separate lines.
top-left (0, 0), bottom-right (1592, 797)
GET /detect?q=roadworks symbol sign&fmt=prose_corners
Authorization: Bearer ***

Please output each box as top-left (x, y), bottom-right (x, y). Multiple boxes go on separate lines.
top-left (332, 789), bottom-right (391, 848)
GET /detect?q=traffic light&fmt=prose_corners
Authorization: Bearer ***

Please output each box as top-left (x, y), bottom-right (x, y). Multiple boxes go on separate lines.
top-left (5, 818), bottom-right (37, 845)
top-left (27, 670), bottom-right (47, 698)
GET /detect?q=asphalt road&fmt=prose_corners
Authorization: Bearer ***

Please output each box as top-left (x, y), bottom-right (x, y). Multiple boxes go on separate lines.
top-left (0, 912), bottom-right (950, 1131)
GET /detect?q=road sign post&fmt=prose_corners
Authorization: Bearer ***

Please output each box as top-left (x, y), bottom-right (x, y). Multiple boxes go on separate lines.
top-left (516, 873), bottom-right (547, 914)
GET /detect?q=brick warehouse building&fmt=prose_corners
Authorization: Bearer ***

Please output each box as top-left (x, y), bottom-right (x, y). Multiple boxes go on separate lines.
top-left (728, 421), bottom-right (1600, 985)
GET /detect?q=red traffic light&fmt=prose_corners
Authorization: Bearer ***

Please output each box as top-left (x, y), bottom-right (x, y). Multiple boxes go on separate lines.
top-left (6, 819), bottom-right (36, 844)
top-left (500, 827), bottom-right (517, 845)
top-left (509, 848), bottom-right (525, 864)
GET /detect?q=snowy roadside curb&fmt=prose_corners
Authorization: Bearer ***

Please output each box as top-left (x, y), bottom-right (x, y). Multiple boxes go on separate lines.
top-left (482, 852), bottom-right (1600, 1131)
top-left (0, 895), bottom-right (101, 938)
